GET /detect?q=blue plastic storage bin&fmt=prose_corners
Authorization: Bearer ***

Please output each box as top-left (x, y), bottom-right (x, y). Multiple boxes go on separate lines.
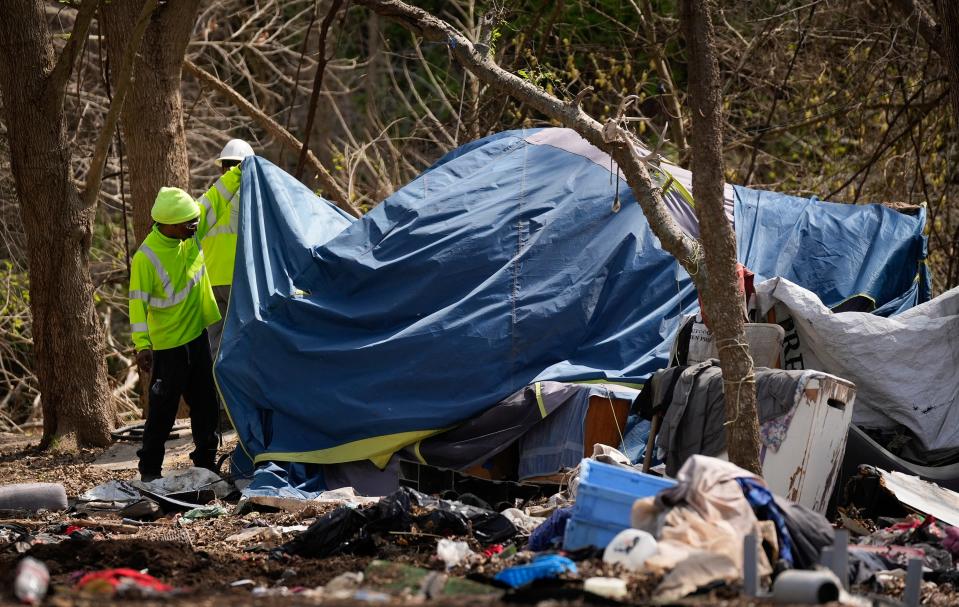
top-left (562, 517), bottom-right (626, 552)
top-left (572, 459), bottom-right (676, 528)
top-left (562, 459), bottom-right (677, 551)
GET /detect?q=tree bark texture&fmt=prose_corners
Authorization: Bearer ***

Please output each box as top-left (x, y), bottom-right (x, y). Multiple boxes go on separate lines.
top-left (934, 0), bottom-right (959, 131)
top-left (101, 0), bottom-right (201, 244)
top-left (0, 0), bottom-right (114, 447)
top-left (682, 0), bottom-right (762, 475)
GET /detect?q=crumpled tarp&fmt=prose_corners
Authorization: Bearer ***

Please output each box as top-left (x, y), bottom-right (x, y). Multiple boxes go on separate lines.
top-left (216, 129), bottom-right (928, 472)
top-left (217, 131), bottom-right (699, 469)
top-left (756, 277), bottom-right (959, 452)
top-left (735, 186), bottom-right (929, 315)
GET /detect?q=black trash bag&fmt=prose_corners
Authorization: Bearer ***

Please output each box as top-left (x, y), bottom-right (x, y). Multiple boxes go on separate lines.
top-left (469, 510), bottom-right (517, 544)
top-left (284, 486), bottom-right (518, 557)
top-left (415, 508), bottom-right (471, 537)
top-left (457, 493), bottom-right (494, 511)
top-left (387, 486), bottom-right (517, 544)
top-left (365, 487), bottom-right (415, 533)
top-left (283, 505), bottom-right (369, 558)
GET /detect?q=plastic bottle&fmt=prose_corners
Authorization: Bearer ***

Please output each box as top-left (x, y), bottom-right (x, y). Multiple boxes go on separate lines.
top-left (14, 557), bottom-right (49, 605)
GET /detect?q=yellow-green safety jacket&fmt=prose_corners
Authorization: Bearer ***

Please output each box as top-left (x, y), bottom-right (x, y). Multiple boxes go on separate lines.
top-left (199, 166), bottom-right (242, 286)
top-left (128, 170), bottom-right (238, 352)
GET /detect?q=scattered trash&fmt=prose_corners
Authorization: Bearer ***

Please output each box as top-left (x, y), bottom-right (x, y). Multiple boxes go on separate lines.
top-left (602, 528), bottom-right (658, 571)
top-left (282, 487), bottom-right (517, 558)
top-left (528, 507), bottom-right (571, 551)
top-left (325, 571), bottom-right (364, 594)
top-left (281, 505), bottom-right (369, 558)
top-left (64, 525), bottom-right (97, 542)
top-left (363, 560), bottom-right (501, 598)
top-left (225, 526), bottom-right (282, 543)
top-left (179, 504), bottom-right (228, 524)
top-left (584, 576), bottom-right (628, 600)
top-left (119, 498), bottom-right (161, 520)
top-left (75, 568), bottom-right (174, 597)
top-left (564, 459), bottom-right (675, 551)
top-left (436, 538), bottom-right (473, 569)
top-left (133, 467), bottom-right (231, 499)
top-left (0, 483), bottom-right (67, 512)
top-left (13, 557), bottom-right (49, 605)
top-left (250, 586), bottom-right (322, 598)
top-left (0, 524), bottom-right (32, 554)
top-left (78, 480), bottom-right (141, 505)
top-left (237, 486), bottom-right (380, 514)
top-left (632, 456), bottom-right (777, 602)
top-left (771, 569), bottom-right (841, 604)
top-left (500, 508), bottom-right (545, 534)
top-left (230, 579), bottom-right (255, 587)
top-left (483, 544), bottom-right (504, 558)
top-left (874, 468), bottom-right (959, 527)
top-left (352, 589), bottom-right (392, 603)
top-left (944, 526), bottom-right (959, 556)
top-left (493, 555), bottom-right (577, 588)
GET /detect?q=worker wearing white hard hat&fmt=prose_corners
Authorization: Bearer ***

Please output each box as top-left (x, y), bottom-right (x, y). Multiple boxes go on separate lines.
top-left (201, 139), bottom-right (255, 358)
top-left (215, 138), bottom-right (255, 168)
top-left (202, 139), bottom-right (256, 432)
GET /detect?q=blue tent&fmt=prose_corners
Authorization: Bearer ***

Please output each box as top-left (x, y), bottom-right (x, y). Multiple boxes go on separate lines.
top-left (216, 128), bottom-right (928, 471)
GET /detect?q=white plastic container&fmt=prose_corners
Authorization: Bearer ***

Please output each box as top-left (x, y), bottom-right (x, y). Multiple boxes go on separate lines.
top-left (602, 528), bottom-right (658, 571)
top-left (584, 577), bottom-right (628, 600)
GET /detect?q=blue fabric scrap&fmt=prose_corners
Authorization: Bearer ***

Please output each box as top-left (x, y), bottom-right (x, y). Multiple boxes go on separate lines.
top-left (528, 507), bottom-right (572, 552)
top-left (737, 477), bottom-right (795, 567)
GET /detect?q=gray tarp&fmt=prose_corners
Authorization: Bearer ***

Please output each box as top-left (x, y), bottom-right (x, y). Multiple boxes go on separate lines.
top-left (755, 278), bottom-right (959, 452)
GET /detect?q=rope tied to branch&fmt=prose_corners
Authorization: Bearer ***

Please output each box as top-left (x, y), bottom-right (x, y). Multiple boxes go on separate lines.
top-left (716, 338), bottom-right (756, 428)
top-left (683, 242), bottom-right (704, 277)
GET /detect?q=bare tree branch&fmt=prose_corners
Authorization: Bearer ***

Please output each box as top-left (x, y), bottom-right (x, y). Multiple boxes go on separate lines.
top-left (633, 0), bottom-right (688, 156)
top-left (82, 0), bottom-right (158, 211)
top-left (184, 59), bottom-right (361, 217)
top-left (353, 0), bottom-right (702, 281)
top-left (294, 0), bottom-right (345, 180)
top-left (889, 0), bottom-right (943, 54)
top-left (46, 0), bottom-right (98, 101)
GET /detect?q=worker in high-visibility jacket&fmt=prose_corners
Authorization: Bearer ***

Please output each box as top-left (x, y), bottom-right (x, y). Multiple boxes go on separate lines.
top-left (128, 184), bottom-right (234, 481)
top-left (203, 139), bottom-right (255, 355)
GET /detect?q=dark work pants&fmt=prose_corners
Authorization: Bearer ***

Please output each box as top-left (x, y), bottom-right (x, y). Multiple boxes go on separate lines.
top-left (137, 330), bottom-right (219, 475)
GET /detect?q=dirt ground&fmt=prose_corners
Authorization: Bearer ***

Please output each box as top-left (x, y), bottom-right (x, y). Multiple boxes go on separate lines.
top-left (1, 433), bottom-right (957, 607)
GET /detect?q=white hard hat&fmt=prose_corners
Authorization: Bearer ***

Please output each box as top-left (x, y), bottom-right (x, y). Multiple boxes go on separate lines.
top-left (216, 139), bottom-right (255, 166)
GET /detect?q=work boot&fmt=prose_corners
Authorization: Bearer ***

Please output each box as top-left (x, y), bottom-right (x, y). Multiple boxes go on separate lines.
top-left (140, 471), bottom-right (162, 483)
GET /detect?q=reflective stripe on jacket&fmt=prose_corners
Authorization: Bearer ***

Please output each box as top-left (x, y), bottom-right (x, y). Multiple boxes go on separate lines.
top-left (199, 166), bottom-right (242, 286)
top-left (128, 189), bottom-right (230, 351)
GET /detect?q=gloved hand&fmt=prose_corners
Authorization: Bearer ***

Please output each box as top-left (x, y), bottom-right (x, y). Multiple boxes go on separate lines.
top-left (942, 526), bottom-right (959, 555)
top-left (136, 349), bottom-right (153, 372)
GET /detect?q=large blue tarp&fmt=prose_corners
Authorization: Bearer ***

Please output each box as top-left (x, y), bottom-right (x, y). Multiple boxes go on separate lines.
top-left (217, 128), bottom-right (928, 469)
top-left (734, 186), bottom-right (930, 315)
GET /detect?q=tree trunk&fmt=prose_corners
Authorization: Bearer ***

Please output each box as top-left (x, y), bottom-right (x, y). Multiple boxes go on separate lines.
top-left (0, 0), bottom-right (113, 448)
top-left (682, 0), bottom-right (762, 475)
top-left (935, 0), bottom-right (959, 129)
top-left (101, 0), bottom-right (201, 244)
top-left (355, 0), bottom-right (763, 474)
